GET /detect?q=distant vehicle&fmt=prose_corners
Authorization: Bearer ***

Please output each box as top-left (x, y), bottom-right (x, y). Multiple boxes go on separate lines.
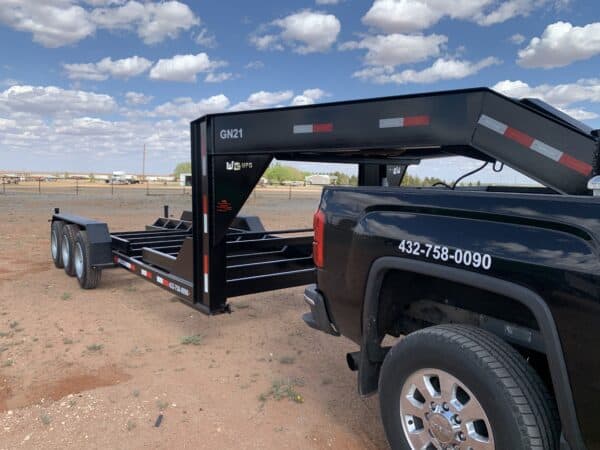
top-left (2, 174), bottom-right (20, 184)
top-left (105, 171), bottom-right (139, 184)
top-left (305, 174), bottom-right (337, 185)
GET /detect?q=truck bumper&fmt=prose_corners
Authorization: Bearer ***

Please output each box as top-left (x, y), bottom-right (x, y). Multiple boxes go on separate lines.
top-left (302, 284), bottom-right (339, 336)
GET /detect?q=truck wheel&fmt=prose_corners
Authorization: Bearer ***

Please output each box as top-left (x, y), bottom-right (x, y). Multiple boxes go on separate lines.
top-left (61, 224), bottom-right (79, 277)
top-left (379, 324), bottom-right (559, 450)
top-left (74, 230), bottom-right (102, 289)
top-left (51, 220), bottom-right (65, 268)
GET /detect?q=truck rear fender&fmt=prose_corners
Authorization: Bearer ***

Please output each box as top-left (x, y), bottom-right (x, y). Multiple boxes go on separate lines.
top-left (359, 257), bottom-right (585, 450)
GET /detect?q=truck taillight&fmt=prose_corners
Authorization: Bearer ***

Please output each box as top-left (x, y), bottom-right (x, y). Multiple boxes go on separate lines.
top-left (313, 209), bottom-right (325, 268)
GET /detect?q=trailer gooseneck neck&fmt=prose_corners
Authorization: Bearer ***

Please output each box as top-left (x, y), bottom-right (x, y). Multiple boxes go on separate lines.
top-left (190, 87), bottom-right (599, 314)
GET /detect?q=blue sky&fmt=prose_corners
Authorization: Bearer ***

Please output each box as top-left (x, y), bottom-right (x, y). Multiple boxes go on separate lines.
top-left (0, 0), bottom-right (599, 182)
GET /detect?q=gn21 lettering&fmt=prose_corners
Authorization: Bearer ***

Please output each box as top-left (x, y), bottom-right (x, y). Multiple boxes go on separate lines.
top-left (219, 128), bottom-right (243, 140)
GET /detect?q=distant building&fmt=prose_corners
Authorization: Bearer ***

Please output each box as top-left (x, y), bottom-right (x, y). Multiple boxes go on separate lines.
top-left (179, 173), bottom-right (192, 186)
top-left (305, 174), bottom-right (337, 185)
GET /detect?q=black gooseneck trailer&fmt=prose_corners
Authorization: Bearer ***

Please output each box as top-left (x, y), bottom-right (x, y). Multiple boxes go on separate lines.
top-left (50, 87), bottom-right (599, 314)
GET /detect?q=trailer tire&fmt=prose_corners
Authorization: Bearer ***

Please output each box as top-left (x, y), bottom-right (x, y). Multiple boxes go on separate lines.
top-left (74, 230), bottom-right (102, 289)
top-left (379, 324), bottom-right (559, 450)
top-left (51, 220), bottom-right (65, 268)
top-left (61, 224), bottom-right (79, 277)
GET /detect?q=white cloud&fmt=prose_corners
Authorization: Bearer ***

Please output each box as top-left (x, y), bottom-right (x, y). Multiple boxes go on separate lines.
top-left (0, 86), bottom-right (332, 171)
top-left (354, 57), bottom-right (500, 84)
top-left (0, 0), bottom-right (95, 47)
top-left (252, 10), bottom-right (341, 54)
top-left (245, 60), bottom-right (265, 70)
top-left (316, 0), bottom-right (340, 4)
top-left (493, 79), bottom-right (600, 120)
top-left (64, 56), bottom-right (153, 81)
top-left (0, 78), bottom-right (20, 87)
top-left (362, 0), bottom-right (546, 33)
top-left (231, 90), bottom-right (295, 111)
top-left (0, 85), bottom-right (116, 116)
top-left (476, 0), bottom-right (540, 26)
top-left (204, 72), bottom-right (233, 83)
top-left (153, 95), bottom-right (230, 120)
top-left (0, 0), bottom-right (199, 47)
top-left (125, 91), bottom-right (153, 105)
top-left (291, 88), bottom-right (328, 105)
top-left (195, 27), bottom-right (217, 48)
top-left (517, 21), bottom-right (600, 68)
top-left (250, 34), bottom-right (284, 51)
top-left (510, 33), bottom-right (526, 45)
top-left (91, 0), bottom-right (199, 44)
top-left (149, 53), bottom-right (226, 83)
top-left (340, 33), bottom-right (447, 66)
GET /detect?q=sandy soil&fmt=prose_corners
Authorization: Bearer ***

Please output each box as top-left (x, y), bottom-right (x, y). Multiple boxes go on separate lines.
top-left (0, 189), bottom-right (388, 449)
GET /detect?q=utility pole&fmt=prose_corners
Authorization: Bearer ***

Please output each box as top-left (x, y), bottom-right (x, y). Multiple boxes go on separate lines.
top-left (142, 143), bottom-right (146, 182)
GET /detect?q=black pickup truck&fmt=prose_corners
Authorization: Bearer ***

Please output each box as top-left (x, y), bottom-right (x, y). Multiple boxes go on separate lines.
top-left (49, 88), bottom-right (599, 449)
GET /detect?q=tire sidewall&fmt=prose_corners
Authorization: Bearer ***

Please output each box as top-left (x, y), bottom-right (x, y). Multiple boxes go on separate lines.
top-left (61, 225), bottom-right (78, 276)
top-left (62, 230), bottom-right (71, 271)
top-left (51, 221), bottom-right (64, 268)
top-left (74, 232), bottom-right (87, 287)
top-left (380, 333), bottom-right (526, 450)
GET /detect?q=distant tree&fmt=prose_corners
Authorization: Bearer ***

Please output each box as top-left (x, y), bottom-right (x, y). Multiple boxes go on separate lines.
top-left (173, 162), bottom-right (192, 179)
top-left (89, 173), bottom-right (95, 183)
top-left (264, 164), bottom-right (305, 183)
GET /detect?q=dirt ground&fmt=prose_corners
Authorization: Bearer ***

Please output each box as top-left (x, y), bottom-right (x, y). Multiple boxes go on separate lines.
top-left (0, 188), bottom-right (388, 449)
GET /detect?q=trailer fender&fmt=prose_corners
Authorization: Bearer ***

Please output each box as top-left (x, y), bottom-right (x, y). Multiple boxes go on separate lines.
top-left (52, 212), bottom-right (113, 267)
top-left (359, 256), bottom-right (585, 450)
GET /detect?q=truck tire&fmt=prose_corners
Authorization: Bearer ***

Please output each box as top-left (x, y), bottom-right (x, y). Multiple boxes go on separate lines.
top-left (61, 224), bottom-right (79, 277)
top-left (74, 229), bottom-right (102, 289)
top-left (51, 220), bottom-right (65, 268)
top-left (379, 324), bottom-right (559, 450)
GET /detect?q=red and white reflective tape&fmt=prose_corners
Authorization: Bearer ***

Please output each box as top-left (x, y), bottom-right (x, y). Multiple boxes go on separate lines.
top-left (293, 123), bottom-right (333, 134)
top-left (140, 268), bottom-right (153, 279)
top-left (116, 257), bottom-right (135, 272)
top-left (202, 195), bottom-right (208, 234)
top-left (478, 114), bottom-right (592, 176)
top-left (156, 275), bottom-right (170, 287)
top-left (203, 254), bottom-right (209, 293)
top-left (379, 115), bottom-right (430, 129)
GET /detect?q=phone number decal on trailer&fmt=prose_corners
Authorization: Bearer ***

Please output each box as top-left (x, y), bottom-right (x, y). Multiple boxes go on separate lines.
top-left (398, 240), bottom-right (492, 270)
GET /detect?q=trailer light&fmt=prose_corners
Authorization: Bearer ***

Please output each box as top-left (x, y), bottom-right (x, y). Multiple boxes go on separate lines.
top-left (313, 209), bottom-right (325, 268)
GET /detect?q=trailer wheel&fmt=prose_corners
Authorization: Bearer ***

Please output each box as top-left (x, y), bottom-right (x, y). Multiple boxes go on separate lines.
top-left (51, 220), bottom-right (65, 268)
top-left (74, 230), bottom-right (102, 289)
top-left (379, 324), bottom-right (559, 450)
top-left (61, 224), bottom-right (79, 277)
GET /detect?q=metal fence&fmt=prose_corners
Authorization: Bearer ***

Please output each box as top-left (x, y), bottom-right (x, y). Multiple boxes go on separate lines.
top-left (0, 179), bottom-right (323, 200)
top-left (0, 179), bottom-right (192, 197)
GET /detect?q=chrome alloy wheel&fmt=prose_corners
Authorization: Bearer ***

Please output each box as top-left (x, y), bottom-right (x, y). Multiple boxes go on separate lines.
top-left (399, 368), bottom-right (494, 450)
top-left (75, 242), bottom-right (84, 279)
top-left (51, 230), bottom-right (59, 260)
